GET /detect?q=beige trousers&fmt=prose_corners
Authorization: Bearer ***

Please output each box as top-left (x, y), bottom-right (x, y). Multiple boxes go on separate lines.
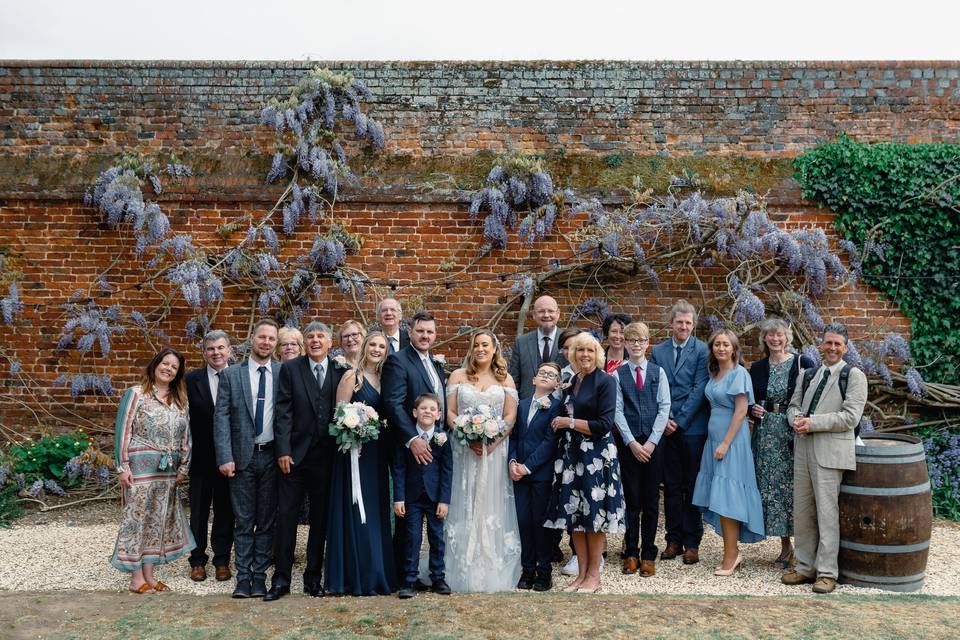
top-left (792, 435), bottom-right (844, 579)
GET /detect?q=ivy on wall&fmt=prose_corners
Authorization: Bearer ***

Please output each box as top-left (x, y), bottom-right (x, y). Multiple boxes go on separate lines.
top-left (794, 136), bottom-right (960, 385)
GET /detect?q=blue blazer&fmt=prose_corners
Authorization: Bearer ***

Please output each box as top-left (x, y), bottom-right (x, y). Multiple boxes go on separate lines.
top-left (381, 345), bottom-right (448, 445)
top-left (509, 395), bottom-right (562, 483)
top-left (650, 337), bottom-right (710, 436)
top-left (392, 431), bottom-right (452, 506)
top-left (564, 368), bottom-right (618, 438)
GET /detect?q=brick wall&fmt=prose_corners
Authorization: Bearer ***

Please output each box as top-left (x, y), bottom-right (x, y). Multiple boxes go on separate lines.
top-left (2, 60), bottom-right (952, 430)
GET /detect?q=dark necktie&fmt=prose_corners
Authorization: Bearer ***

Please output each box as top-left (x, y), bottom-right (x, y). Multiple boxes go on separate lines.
top-left (542, 336), bottom-right (551, 363)
top-left (254, 365), bottom-right (266, 437)
top-left (635, 366), bottom-right (644, 390)
top-left (388, 337), bottom-right (396, 354)
top-left (675, 345), bottom-right (683, 366)
top-left (805, 369), bottom-right (831, 417)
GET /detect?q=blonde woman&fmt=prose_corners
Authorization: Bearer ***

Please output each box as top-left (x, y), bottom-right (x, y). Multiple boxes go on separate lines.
top-left (337, 319), bottom-right (367, 369)
top-left (275, 327), bottom-right (305, 361)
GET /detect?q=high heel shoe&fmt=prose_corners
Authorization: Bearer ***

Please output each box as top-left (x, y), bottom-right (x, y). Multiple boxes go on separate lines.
top-left (714, 555), bottom-right (742, 576)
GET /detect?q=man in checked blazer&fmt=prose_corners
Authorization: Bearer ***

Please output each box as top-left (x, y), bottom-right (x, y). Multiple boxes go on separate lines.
top-left (508, 295), bottom-right (568, 401)
top-left (783, 322), bottom-right (867, 594)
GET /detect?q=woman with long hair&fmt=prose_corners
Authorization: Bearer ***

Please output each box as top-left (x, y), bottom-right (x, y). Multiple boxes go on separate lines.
top-left (692, 329), bottom-right (765, 576)
top-left (443, 330), bottom-right (522, 592)
top-left (111, 347), bottom-right (195, 593)
top-left (325, 331), bottom-right (397, 595)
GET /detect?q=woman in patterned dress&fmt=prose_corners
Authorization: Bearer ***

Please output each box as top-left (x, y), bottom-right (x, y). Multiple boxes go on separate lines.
top-left (544, 332), bottom-right (625, 593)
top-left (111, 348), bottom-right (195, 593)
top-left (748, 318), bottom-right (814, 568)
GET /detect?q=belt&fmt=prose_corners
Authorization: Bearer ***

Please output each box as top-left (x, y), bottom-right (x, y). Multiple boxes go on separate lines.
top-left (253, 441), bottom-right (274, 452)
top-left (762, 400), bottom-right (786, 414)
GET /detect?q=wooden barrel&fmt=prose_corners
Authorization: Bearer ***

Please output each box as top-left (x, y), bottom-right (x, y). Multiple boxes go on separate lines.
top-left (838, 433), bottom-right (932, 592)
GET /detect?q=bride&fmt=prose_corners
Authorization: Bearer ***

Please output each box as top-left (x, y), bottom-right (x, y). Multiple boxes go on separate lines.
top-left (443, 330), bottom-right (522, 592)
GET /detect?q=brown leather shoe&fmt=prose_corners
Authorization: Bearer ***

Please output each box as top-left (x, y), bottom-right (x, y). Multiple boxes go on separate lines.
top-left (781, 570), bottom-right (816, 586)
top-left (190, 565), bottom-right (207, 582)
top-left (660, 542), bottom-right (683, 560)
top-left (639, 560), bottom-right (656, 577)
top-left (682, 548), bottom-right (700, 565)
top-left (215, 565), bottom-right (232, 581)
top-left (812, 576), bottom-right (837, 594)
top-left (622, 557), bottom-right (638, 574)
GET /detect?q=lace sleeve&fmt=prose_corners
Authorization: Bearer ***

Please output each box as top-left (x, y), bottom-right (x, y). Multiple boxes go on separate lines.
top-left (446, 382), bottom-right (461, 398)
top-left (503, 387), bottom-right (519, 402)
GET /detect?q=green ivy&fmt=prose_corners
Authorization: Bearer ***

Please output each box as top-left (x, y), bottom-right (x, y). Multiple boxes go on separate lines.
top-left (6, 433), bottom-right (91, 485)
top-left (794, 137), bottom-right (960, 384)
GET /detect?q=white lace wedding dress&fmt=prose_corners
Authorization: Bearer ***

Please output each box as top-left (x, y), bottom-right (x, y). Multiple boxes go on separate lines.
top-left (442, 383), bottom-right (523, 592)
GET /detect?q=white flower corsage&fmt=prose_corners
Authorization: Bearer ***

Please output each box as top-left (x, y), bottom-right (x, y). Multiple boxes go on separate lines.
top-left (533, 396), bottom-right (552, 412)
top-left (433, 431), bottom-right (448, 447)
top-left (431, 353), bottom-right (446, 366)
top-left (332, 354), bottom-right (349, 369)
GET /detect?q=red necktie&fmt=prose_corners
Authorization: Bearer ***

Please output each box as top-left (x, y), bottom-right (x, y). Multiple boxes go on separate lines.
top-left (635, 366), bottom-right (644, 390)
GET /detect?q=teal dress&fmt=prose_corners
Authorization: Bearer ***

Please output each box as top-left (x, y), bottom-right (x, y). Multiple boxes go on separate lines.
top-left (752, 357), bottom-right (794, 537)
top-left (692, 366), bottom-right (765, 544)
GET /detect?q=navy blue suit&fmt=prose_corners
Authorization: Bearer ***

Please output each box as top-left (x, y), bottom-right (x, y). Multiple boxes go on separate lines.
top-left (509, 395), bottom-right (561, 574)
top-left (392, 430), bottom-right (452, 585)
top-left (651, 336), bottom-right (710, 551)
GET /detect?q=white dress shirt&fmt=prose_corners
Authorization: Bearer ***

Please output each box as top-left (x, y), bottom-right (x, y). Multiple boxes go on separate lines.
top-left (385, 330), bottom-right (401, 354)
top-left (247, 357), bottom-right (274, 444)
top-left (614, 358), bottom-right (672, 447)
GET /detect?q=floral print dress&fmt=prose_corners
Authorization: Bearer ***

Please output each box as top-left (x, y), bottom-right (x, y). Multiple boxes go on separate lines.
top-left (111, 388), bottom-right (195, 570)
top-left (752, 357), bottom-right (794, 537)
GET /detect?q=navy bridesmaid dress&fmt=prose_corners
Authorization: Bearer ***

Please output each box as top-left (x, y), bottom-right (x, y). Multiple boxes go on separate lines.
top-left (324, 375), bottom-right (397, 595)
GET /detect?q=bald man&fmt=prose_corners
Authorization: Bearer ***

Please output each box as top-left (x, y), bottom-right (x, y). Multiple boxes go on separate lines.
top-left (378, 298), bottom-right (409, 354)
top-left (508, 296), bottom-right (567, 400)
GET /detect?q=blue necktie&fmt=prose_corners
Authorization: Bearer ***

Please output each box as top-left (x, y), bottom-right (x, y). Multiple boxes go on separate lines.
top-left (254, 365), bottom-right (266, 438)
top-left (675, 345), bottom-right (683, 366)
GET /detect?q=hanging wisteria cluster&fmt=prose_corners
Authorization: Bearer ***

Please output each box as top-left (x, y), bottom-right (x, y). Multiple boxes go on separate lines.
top-left (1, 282), bottom-right (22, 325)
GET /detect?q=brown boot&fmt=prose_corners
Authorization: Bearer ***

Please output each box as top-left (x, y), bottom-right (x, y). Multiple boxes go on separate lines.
top-left (682, 548), bottom-right (700, 565)
top-left (781, 570), bottom-right (815, 585)
top-left (660, 542), bottom-right (683, 560)
top-left (190, 565), bottom-right (207, 582)
top-left (639, 560), bottom-right (656, 577)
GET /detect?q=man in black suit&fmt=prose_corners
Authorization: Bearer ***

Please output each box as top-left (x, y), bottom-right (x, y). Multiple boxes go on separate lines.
top-left (266, 321), bottom-right (345, 601)
top-left (381, 311), bottom-right (447, 583)
top-left (213, 318), bottom-right (281, 599)
top-left (508, 295), bottom-right (565, 401)
top-left (378, 297), bottom-right (409, 354)
top-left (186, 330), bottom-right (235, 583)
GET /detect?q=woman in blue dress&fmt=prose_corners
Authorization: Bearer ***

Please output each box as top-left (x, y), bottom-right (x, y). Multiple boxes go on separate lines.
top-left (325, 331), bottom-right (397, 595)
top-left (692, 329), bottom-right (765, 576)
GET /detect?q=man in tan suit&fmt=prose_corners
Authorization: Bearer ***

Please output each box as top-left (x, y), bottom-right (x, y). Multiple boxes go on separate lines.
top-left (782, 323), bottom-right (867, 594)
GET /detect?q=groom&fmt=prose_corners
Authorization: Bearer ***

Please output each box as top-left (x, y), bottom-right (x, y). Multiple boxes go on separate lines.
top-left (381, 310), bottom-right (448, 587)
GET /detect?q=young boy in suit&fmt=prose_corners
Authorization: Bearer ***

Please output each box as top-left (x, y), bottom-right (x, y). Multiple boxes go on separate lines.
top-left (393, 393), bottom-right (453, 599)
top-left (509, 362), bottom-right (562, 591)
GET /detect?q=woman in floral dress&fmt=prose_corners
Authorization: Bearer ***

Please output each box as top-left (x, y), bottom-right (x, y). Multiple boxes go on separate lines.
top-left (111, 348), bottom-right (195, 593)
top-left (748, 318), bottom-right (814, 568)
top-left (544, 333), bottom-right (625, 593)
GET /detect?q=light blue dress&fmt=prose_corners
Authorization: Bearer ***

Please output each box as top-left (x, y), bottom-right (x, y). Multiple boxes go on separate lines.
top-left (692, 366), bottom-right (765, 544)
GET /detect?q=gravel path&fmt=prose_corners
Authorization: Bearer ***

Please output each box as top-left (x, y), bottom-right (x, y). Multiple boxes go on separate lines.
top-left (2, 509), bottom-right (957, 596)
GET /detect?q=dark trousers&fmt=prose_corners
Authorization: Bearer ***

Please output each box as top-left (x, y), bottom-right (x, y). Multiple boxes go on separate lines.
top-left (188, 470), bottom-right (235, 568)
top-left (403, 493), bottom-right (445, 584)
top-left (618, 438), bottom-right (662, 561)
top-left (662, 431), bottom-right (707, 550)
top-left (273, 444), bottom-right (332, 589)
top-left (392, 481), bottom-right (408, 580)
top-left (229, 447), bottom-right (277, 584)
top-left (514, 478), bottom-right (553, 574)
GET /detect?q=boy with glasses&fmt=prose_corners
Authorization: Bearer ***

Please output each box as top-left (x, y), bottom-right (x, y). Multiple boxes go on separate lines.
top-left (509, 362), bottom-right (563, 591)
top-left (614, 322), bottom-right (672, 577)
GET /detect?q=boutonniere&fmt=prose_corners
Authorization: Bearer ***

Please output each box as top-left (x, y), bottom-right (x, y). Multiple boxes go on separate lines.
top-left (332, 355), bottom-right (349, 369)
top-left (431, 354), bottom-right (446, 366)
top-left (533, 396), bottom-right (551, 412)
top-left (433, 431), bottom-right (448, 447)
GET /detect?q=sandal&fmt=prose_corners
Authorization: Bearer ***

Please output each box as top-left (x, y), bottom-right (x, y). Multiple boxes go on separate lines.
top-left (151, 580), bottom-right (172, 592)
top-left (773, 551), bottom-right (795, 570)
top-left (128, 583), bottom-right (154, 594)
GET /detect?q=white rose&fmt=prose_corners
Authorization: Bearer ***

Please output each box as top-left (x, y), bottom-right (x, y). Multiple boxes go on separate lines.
top-left (483, 420), bottom-right (500, 439)
top-left (342, 412), bottom-right (360, 428)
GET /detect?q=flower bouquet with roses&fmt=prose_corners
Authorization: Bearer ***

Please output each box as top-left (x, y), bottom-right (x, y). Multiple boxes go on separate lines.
top-left (451, 403), bottom-right (507, 446)
top-left (328, 401), bottom-right (384, 453)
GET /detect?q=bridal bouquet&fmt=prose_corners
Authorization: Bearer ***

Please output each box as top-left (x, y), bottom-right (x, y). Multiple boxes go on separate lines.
top-left (451, 404), bottom-right (507, 446)
top-left (328, 401), bottom-right (384, 453)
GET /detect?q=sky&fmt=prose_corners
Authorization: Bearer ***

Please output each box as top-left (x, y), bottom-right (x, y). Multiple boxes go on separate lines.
top-left (1, 0), bottom-right (959, 60)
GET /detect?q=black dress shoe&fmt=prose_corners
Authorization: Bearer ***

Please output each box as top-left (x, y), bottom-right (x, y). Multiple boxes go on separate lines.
top-left (431, 579), bottom-right (452, 595)
top-left (414, 579), bottom-right (431, 592)
top-left (517, 570), bottom-right (535, 590)
top-left (532, 571), bottom-right (553, 592)
top-left (262, 585), bottom-right (290, 602)
top-left (398, 585), bottom-right (416, 599)
top-left (232, 580), bottom-right (252, 599)
top-left (250, 579), bottom-right (267, 598)
top-left (303, 581), bottom-right (325, 597)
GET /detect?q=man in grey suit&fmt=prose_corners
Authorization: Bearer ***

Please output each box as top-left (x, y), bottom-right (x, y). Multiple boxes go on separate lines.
top-left (782, 322), bottom-right (867, 594)
top-left (213, 318), bottom-right (281, 599)
top-left (650, 300), bottom-right (710, 565)
top-left (508, 295), bottom-right (566, 401)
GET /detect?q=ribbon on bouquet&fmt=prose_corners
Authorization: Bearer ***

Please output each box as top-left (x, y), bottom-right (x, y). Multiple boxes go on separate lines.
top-left (465, 441), bottom-right (495, 562)
top-left (350, 447), bottom-right (366, 524)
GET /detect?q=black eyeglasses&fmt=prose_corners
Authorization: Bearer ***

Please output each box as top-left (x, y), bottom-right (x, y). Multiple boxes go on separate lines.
top-left (627, 338), bottom-right (649, 345)
top-left (536, 371), bottom-right (560, 379)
